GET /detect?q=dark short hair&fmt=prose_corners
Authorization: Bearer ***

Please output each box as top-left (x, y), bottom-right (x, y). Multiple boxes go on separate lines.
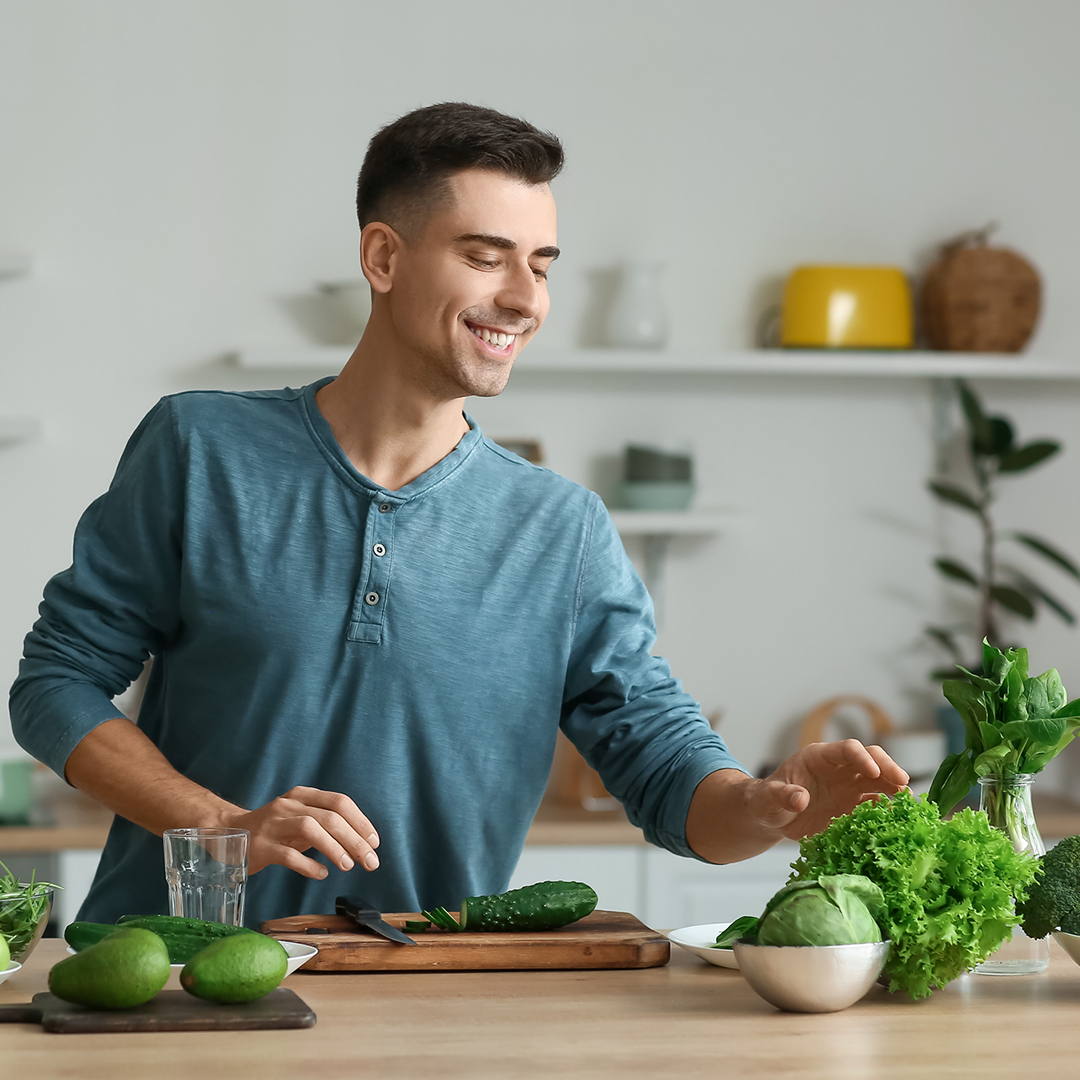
top-left (356, 103), bottom-right (564, 238)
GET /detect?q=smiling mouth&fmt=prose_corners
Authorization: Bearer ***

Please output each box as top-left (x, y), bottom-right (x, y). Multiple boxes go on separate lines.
top-left (465, 321), bottom-right (521, 352)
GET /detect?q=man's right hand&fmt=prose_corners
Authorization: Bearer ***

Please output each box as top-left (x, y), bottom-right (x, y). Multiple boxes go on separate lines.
top-left (219, 786), bottom-right (380, 878)
top-left (65, 718), bottom-right (380, 880)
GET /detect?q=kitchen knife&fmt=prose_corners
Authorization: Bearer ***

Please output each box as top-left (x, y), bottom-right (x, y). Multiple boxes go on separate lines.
top-left (335, 896), bottom-right (417, 945)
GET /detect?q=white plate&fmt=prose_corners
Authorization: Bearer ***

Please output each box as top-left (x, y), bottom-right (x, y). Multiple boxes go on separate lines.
top-left (66, 939), bottom-right (318, 976)
top-left (0, 961), bottom-right (22, 986)
top-left (667, 923), bottom-right (740, 969)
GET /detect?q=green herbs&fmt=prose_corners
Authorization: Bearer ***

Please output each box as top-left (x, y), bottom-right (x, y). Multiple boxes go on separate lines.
top-left (712, 915), bottom-right (760, 949)
top-left (791, 790), bottom-right (1038, 999)
top-left (928, 640), bottom-right (1080, 815)
top-left (755, 876), bottom-right (884, 947)
top-left (0, 860), bottom-right (60, 962)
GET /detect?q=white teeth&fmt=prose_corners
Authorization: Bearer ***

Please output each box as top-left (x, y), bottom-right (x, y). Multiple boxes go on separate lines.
top-left (470, 325), bottom-right (515, 348)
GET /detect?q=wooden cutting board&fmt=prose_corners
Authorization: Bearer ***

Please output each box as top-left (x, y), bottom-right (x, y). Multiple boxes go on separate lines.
top-left (0, 988), bottom-right (316, 1033)
top-left (259, 909), bottom-right (669, 972)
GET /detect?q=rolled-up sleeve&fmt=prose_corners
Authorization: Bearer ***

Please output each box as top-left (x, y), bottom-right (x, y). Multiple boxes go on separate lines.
top-left (560, 493), bottom-right (747, 859)
top-left (9, 399), bottom-right (183, 776)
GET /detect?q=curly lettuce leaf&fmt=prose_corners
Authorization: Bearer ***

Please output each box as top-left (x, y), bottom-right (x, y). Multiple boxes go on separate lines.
top-left (789, 790), bottom-right (1038, 999)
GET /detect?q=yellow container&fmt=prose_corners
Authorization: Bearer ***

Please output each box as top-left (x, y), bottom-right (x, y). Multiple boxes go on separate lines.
top-left (781, 265), bottom-right (913, 349)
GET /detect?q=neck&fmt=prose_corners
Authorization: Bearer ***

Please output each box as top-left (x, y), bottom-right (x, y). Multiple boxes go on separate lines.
top-left (314, 319), bottom-right (470, 492)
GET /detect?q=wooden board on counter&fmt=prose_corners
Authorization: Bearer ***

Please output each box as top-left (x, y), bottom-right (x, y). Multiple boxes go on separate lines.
top-left (0, 988), bottom-right (315, 1033)
top-left (260, 909), bottom-right (669, 972)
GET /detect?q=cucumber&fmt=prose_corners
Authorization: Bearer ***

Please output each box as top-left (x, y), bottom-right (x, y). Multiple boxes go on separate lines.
top-left (64, 921), bottom-right (122, 952)
top-left (459, 880), bottom-right (598, 932)
top-left (115, 914), bottom-right (255, 964)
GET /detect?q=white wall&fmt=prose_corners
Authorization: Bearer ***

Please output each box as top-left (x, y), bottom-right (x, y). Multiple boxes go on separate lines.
top-left (4, 0), bottom-right (1080, 789)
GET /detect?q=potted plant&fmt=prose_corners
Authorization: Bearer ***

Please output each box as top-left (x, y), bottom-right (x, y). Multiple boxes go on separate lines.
top-left (926, 379), bottom-right (1080, 678)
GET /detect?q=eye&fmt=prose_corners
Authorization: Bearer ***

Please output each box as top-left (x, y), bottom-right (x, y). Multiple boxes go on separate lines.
top-left (532, 266), bottom-right (549, 281)
top-left (468, 255), bottom-right (499, 270)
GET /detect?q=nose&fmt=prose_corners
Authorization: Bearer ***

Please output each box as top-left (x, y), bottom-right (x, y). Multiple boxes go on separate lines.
top-left (494, 260), bottom-right (544, 324)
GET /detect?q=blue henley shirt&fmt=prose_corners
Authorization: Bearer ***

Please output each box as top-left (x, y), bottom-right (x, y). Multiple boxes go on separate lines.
top-left (10, 379), bottom-right (744, 926)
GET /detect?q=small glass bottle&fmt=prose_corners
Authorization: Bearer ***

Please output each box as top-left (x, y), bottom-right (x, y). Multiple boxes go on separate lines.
top-left (974, 774), bottom-right (1050, 975)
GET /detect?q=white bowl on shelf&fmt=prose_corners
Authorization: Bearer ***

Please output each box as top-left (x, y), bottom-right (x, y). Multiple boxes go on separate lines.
top-left (0, 961), bottom-right (22, 986)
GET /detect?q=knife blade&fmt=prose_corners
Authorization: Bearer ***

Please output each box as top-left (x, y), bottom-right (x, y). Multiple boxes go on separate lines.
top-left (335, 896), bottom-right (417, 945)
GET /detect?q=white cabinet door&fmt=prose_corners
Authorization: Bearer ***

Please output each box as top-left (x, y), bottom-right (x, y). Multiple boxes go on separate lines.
top-left (509, 845), bottom-right (642, 916)
top-left (642, 844), bottom-right (798, 929)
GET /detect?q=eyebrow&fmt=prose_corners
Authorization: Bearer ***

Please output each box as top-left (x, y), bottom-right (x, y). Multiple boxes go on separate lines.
top-left (453, 233), bottom-right (561, 260)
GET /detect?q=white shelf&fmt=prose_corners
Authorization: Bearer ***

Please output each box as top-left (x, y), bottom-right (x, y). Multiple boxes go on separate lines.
top-left (0, 252), bottom-right (33, 279)
top-left (0, 418), bottom-right (42, 445)
top-left (518, 349), bottom-right (1080, 379)
top-left (607, 509), bottom-right (737, 536)
top-left (233, 346), bottom-right (1080, 380)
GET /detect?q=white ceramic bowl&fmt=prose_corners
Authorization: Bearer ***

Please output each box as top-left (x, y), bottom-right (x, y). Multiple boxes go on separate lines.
top-left (66, 938), bottom-right (318, 976)
top-left (733, 940), bottom-right (891, 1013)
top-left (0, 961), bottom-right (22, 986)
top-left (667, 923), bottom-right (739, 969)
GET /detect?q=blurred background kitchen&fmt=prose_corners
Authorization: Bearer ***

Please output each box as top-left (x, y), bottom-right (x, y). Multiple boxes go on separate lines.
top-left (5, 0), bottom-right (1080, 930)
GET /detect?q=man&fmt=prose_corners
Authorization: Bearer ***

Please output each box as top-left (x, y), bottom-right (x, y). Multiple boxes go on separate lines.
top-left (9, 104), bottom-right (907, 926)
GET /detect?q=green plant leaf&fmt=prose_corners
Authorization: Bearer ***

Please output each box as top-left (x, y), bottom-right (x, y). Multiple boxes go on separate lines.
top-left (934, 558), bottom-right (980, 587)
top-left (978, 721), bottom-right (1002, 750)
top-left (1003, 666), bottom-right (1028, 725)
top-left (926, 626), bottom-right (963, 658)
top-left (943, 679), bottom-right (988, 748)
top-left (1052, 698), bottom-right (1080, 720)
top-left (988, 416), bottom-right (1015, 456)
top-left (1001, 716), bottom-right (1068, 746)
top-left (1005, 647), bottom-right (1030, 681)
top-left (991, 584), bottom-right (1036, 619)
top-left (998, 441), bottom-right (1060, 473)
top-left (928, 751), bottom-right (977, 814)
top-left (973, 743), bottom-right (1016, 777)
top-left (1005, 568), bottom-right (1076, 626)
top-left (956, 380), bottom-right (995, 456)
top-left (1037, 669), bottom-right (1067, 713)
top-left (1010, 533), bottom-right (1080, 584)
top-left (982, 640), bottom-right (1013, 685)
top-left (955, 665), bottom-right (1000, 693)
top-left (927, 480), bottom-right (982, 513)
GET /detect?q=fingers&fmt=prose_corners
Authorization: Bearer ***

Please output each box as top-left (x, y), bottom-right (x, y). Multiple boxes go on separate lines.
top-left (748, 779), bottom-right (810, 829)
top-left (286, 786), bottom-right (380, 848)
top-left (238, 787), bottom-right (382, 878)
top-left (864, 745), bottom-right (909, 789)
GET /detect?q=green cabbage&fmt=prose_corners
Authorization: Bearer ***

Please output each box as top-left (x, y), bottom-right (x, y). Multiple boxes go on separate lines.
top-left (790, 790), bottom-right (1039, 999)
top-left (757, 875), bottom-right (884, 946)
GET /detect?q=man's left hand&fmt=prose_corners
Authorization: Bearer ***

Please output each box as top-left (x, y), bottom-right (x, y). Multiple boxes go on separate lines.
top-left (685, 739), bottom-right (909, 865)
top-left (746, 739), bottom-right (909, 840)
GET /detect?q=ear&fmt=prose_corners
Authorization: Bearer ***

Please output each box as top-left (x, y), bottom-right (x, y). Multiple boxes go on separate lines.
top-left (360, 222), bottom-right (402, 294)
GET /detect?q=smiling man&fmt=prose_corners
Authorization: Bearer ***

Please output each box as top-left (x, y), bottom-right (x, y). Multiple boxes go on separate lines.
top-left (10, 104), bottom-right (907, 926)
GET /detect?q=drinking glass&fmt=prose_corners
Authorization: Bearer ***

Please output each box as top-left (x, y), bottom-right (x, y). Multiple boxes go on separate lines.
top-left (163, 828), bottom-right (249, 926)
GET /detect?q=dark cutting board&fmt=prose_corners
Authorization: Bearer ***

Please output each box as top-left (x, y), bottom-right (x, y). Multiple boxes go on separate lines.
top-left (259, 908), bottom-right (669, 972)
top-left (0, 988), bottom-right (316, 1033)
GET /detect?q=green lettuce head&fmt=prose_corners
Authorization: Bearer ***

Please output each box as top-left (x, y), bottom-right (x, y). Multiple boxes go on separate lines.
top-left (756, 874), bottom-right (884, 947)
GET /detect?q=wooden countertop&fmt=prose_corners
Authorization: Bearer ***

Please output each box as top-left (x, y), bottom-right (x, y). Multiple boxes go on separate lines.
top-left (6, 785), bottom-right (1080, 853)
top-left (5, 937), bottom-right (1080, 1078)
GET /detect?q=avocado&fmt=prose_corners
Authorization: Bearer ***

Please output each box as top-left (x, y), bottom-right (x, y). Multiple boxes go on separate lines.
top-left (0, 932), bottom-right (10, 971)
top-left (48, 927), bottom-right (170, 1009)
top-left (180, 932), bottom-right (288, 1003)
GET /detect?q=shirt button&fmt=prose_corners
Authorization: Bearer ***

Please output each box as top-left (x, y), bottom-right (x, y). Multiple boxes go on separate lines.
top-left (373, 543), bottom-right (386, 557)
top-left (378, 503), bottom-right (392, 513)
top-left (365, 591), bottom-right (380, 606)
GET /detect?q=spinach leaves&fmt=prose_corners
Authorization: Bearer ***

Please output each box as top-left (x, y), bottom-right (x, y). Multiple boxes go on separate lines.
top-left (928, 640), bottom-right (1080, 814)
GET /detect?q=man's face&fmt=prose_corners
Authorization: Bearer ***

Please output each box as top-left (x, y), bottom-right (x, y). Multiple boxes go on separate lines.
top-left (383, 168), bottom-right (559, 399)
